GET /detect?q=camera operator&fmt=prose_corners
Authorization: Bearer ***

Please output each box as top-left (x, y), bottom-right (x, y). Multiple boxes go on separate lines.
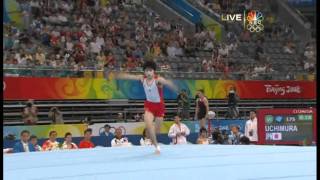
top-left (22, 99), bottom-right (38, 125)
top-left (48, 107), bottom-right (64, 124)
top-left (226, 86), bottom-right (239, 119)
top-left (177, 89), bottom-right (190, 120)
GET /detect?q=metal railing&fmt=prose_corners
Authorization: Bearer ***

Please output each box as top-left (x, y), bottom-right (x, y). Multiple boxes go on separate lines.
top-left (3, 67), bottom-right (314, 80)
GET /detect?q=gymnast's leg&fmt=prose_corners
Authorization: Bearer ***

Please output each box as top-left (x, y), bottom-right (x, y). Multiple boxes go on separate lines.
top-left (144, 111), bottom-right (160, 154)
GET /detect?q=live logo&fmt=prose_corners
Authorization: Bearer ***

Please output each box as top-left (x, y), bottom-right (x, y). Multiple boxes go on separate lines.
top-left (221, 14), bottom-right (243, 22)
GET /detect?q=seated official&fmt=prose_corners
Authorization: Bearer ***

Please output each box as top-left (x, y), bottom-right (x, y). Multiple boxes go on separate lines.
top-left (42, 131), bottom-right (60, 151)
top-left (99, 124), bottom-right (114, 147)
top-left (140, 128), bottom-right (153, 146)
top-left (111, 128), bottom-right (132, 147)
top-left (197, 128), bottom-right (209, 145)
top-left (61, 132), bottom-right (78, 150)
top-left (79, 128), bottom-right (95, 149)
top-left (228, 125), bottom-right (245, 145)
top-left (30, 135), bottom-right (42, 151)
top-left (13, 130), bottom-right (35, 153)
top-left (168, 115), bottom-right (190, 145)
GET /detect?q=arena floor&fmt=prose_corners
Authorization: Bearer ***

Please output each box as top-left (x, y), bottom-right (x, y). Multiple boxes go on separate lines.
top-left (4, 145), bottom-right (316, 180)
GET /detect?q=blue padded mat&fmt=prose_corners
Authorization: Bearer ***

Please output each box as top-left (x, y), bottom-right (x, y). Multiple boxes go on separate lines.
top-left (4, 145), bottom-right (316, 180)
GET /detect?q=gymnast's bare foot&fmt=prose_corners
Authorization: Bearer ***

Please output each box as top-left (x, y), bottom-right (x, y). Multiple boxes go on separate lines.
top-left (154, 145), bottom-right (161, 155)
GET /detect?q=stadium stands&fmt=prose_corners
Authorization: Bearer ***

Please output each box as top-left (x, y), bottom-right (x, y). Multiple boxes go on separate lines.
top-left (3, 0), bottom-right (315, 80)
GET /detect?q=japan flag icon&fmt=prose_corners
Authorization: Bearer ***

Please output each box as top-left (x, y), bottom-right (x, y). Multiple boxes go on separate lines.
top-left (272, 133), bottom-right (282, 140)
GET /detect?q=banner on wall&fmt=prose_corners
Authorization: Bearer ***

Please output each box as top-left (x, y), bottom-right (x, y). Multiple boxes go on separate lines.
top-left (88, 120), bottom-right (246, 136)
top-left (211, 119), bottom-right (247, 134)
top-left (3, 124), bottom-right (88, 140)
top-left (257, 108), bottom-right (317, 145)
top-left (3, 77), bottom-right (316, 100)
top-left (3, 120), bottom-right (248, 141)
top-left (89, 121), bottom-right (198, 136)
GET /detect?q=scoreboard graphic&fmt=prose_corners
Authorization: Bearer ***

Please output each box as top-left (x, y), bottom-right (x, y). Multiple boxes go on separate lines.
top-left (257, 108), bottom-right (316, 145)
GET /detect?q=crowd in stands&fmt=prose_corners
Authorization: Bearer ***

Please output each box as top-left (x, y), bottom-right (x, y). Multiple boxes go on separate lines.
top-left (3, 0), bottom-right (315, 80)
top-left (188, 0), bottom-right (316, 79)
top-left (4, 0), bottom-right (215, 73)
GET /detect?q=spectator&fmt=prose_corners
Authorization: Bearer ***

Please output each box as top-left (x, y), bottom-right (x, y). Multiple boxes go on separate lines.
top-left (218, 44), bottom-right (229, 57)
top-left (228, 125), bottom-right (244, 145)
top-left (35, 48), bottom-right (46, 65)
top-left (61, 132), bottom-right (78, 150)
top-left (239, 136), bottom-right (250, 145)
top-left (48, 107), bottom-right (64, 124)
top-left (79, 128), bottom-right (95, 149)
top-left (166, 42), bottom-right (176, 57)
top-left (140, 128), bottom-right (152, 146)
top-left (240, 30), bottom-right (250, 42)
top-left (151, 42), bottom-right (162, 57)
top-left (204, 40), bottom-right (214, 50)
top-left (96, 52), bottom-right (106, 70)
top-left (245, 111), bottom-right (258, 142)
top-left (81, 116), bottom-right (94, 125)
top-left (13, 130), bottom-right (35, 153)
top-left (22, 99), bottom-right (38, 125)
top-left (304, 43), bottom-right (315, 60)
top-left (168, 115), bottom-right (190, 145)
top-left (42, 131), bottom-right (60, 151)
top-left (201, 60), bottom-right (209, 72)
top-left (111, 128), bottom-right (132, 147)
top-left (211, 128), bottom-right (224, 144)
top-left (99, 124), bottom-right (114, 147)
top-left (255, 40), bottom-right (264, 60)
top-left (197, 128), bottom-right (209, 145)
top-left (89, 39), bottom-right (101, 55)
top-left (177, 89), bottom-right (190, 120)
top-left (283, 41), bottom-right (296, 54)
top-left (133, 113), bottom-right (143, 121)
top-left (30, 135), bottom-right (42, 151)
top-left (105, 52), bottom-right (115, 68)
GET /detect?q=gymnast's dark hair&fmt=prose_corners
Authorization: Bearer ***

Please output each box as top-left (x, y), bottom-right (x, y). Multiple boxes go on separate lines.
top-left (143, 60), bottom-right (157, 71)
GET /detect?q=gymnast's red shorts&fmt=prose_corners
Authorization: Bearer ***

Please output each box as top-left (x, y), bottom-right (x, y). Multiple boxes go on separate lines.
top-left (144, 100), bottom-right (165, 118)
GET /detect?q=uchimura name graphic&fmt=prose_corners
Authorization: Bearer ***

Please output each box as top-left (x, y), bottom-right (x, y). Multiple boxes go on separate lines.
top-left (221, 10), bottom-right (264, 33)
top-left (266, 125), bottom-right (298, 132)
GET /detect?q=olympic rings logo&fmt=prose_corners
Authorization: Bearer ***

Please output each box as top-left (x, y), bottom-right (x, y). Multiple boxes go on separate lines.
top-left (99, 125), bottom-right (127, 135)
top-left (247, 22), bottom-right (264, 33)
top-left (246, 10), bottom-right (264, 33)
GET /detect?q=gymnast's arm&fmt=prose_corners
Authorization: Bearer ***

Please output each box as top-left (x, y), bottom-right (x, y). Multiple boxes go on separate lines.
top-left (115, 73), bottom-right (143, 81)
top-left (157, 76), bottom-right (179, 92)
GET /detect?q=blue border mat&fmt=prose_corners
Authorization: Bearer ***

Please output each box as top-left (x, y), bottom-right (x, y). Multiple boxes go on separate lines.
top-left (4, 145), bottom-right (316, 180)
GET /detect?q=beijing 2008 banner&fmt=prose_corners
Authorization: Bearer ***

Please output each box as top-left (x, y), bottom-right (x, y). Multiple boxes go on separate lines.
top-left (3, 124), bottom-right (88, 140)
top-left (3, 77), bottom-right (316, 100)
